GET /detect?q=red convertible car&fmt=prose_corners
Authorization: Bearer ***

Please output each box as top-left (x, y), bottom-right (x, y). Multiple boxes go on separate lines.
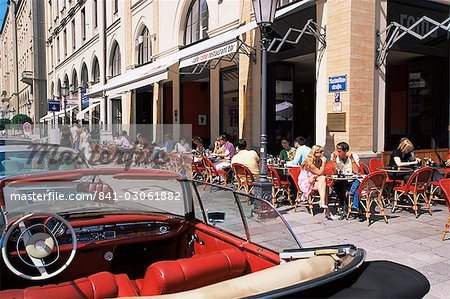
top-left (0, 169), bottom-right (429, 298)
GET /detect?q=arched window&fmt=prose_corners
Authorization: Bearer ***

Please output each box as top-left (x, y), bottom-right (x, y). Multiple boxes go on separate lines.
top-left (184, 0), bottom-right (209, 45)
top-left (81, 63), bottom-right (89, 88)
top-left (137, 27), bottom-right (151, 66)
top-left (92, 56), bottom-right (100, 83)
top-left (63, 74), bottom-right (70, 90)
top-left (110, 42), bottom-right (121, 77)
top-left (72, 69), bottom-right (78, 91)
top-left (57, 79), bottom-right (62, 97)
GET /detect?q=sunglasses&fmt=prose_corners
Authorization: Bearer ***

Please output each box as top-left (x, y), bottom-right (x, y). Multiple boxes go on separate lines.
top-left (315, 150), bottom-right (324, 153)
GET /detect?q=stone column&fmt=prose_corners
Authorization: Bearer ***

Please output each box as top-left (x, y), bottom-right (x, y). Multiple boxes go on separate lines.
top-left (316, 0), bottom-right (328, 148)
top-left (325, 0), bottom-right (376, 154)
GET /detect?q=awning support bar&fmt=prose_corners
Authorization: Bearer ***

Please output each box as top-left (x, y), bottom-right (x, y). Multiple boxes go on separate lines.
top-left (267, 19), bottom-right (326, 53)
top-left (376, 16), bottom-right (450, 68)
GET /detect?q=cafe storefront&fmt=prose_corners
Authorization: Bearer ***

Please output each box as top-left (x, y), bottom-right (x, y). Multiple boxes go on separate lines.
top-left (384, 0), bottom-right (449, 152)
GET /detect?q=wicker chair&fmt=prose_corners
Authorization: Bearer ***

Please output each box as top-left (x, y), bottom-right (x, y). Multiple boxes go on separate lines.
top-left (231, 163), bottom-right (255, 194)
top-left (346, 171), bottom-right (388, 225)
top-left (438, 178), bottom-right (450, 241)
top-left (429, 169), bottom-right (450, 204)
top-left (392, 167), bottom-right (433, 218)
top-left (202, 157), bottom-right (227, 187)
top-left (268, 165), bottom-right (292, 206)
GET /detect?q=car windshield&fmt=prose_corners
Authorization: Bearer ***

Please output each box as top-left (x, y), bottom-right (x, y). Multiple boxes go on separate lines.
top-left (2, 171), bottom-right (186, 219)
top-left (0, 170), bottom-right (301, 252)
top-left (0, 148), bottom-right (88, 177)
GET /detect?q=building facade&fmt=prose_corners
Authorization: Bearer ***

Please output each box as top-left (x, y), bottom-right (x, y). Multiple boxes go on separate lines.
top-left (0, 0), bottom-right (47, 122)
top-left (42, 0), bottom-right (449, 157)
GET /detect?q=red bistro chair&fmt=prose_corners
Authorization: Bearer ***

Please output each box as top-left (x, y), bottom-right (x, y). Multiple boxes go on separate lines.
top-left (359, 162), bottom-right (371, 175)
top-left (202, 157), bottom-right (227, 187)
top-left (439, 178), bottom-right (450, 241)
top-left (392, 167), bottom-right (433, 218)
top-left (369, 159), bottom-right (383, 172)
top-left (346, 171), bottom-right (388, 225)
top-left (231, 163), bottom-right (255, 195)
top-left (268, 165), bottom-right (292, 206)
top-left (429, 169), bottom-right (450, 204)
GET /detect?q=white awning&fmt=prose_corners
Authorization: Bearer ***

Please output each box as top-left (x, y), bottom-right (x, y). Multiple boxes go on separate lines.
top-left (57, 105), bottom-right (78, 118)
top-left (39, 113), bottom-right (55, 122)
top-left (76, 102), bottom-right (101, 120)
top-left (105, 68), bottom-right (168, 97)
top-left (85, 84), bottom-right (104, 98)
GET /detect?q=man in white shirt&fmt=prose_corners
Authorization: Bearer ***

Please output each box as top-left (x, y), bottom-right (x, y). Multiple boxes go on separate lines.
top-left (116, 131), bottom-right (133, 148)
top-left (330, 141), bottom-right (360, 210)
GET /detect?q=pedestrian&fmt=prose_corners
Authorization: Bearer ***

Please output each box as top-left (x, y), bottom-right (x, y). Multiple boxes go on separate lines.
top-left (60, 125), bottom-right (73, 148)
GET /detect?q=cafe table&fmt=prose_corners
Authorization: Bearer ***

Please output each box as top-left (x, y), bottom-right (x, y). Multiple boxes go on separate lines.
top-left (378, 167), bottom-right (413, 183)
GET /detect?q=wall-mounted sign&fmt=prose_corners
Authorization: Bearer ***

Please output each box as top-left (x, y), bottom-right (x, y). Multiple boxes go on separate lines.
top-left (327, 113), bottom-right (346, 132)
top-left (333, 102), bottom-right (342, 112)
top-left (334, 92), bottom-right (340, 102)
top-left (328, 75), bottom-right (347, 93)
top-left (48, 100), bottom-right (60, 112)
top-left (67, 97), bottom-right (79, 107)
top-left (198, 114), bottom-right (207, 126)
top-left (81, 88), bottom-right (89, 109)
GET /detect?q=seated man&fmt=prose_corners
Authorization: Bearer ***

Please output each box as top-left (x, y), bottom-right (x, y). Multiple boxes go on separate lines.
top-left (279, 138), bottom-right (295, 162)
top-left (291, 136), bottom-right (310, 165)
top-left (330, 141), bottom-right (360, 211)
top-left (231, 139), bottom-right (259, 177)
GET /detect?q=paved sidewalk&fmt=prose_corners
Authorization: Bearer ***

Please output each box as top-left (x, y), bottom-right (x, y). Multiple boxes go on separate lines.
top-left (279, 203), bottom-right (450, 299)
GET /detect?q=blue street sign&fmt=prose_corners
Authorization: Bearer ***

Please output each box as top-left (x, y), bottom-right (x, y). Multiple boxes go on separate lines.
top-left (329, 75), bottom-right (347, 93)
top-left (81, 88), bottom-right (89, 109)
top-left (48, 100), bottom-right (61, 112)
top-left (334, 92), bottom-right (340, 102)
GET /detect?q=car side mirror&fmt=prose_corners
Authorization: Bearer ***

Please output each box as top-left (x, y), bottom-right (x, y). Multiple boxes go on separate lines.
top-left (208, 211), bottom-right (225, 224)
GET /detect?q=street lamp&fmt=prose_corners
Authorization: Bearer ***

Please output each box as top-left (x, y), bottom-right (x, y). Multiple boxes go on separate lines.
top-left (251, 0), bottom-right (277, 202)
top-left (61, 83), bottom-right (69, 124)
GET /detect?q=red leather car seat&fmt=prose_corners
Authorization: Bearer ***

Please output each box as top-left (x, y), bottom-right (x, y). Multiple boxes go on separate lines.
top-left (0, 272), bottom-right (138, 299)
top-left (139, 248), bottom-right (247, 296)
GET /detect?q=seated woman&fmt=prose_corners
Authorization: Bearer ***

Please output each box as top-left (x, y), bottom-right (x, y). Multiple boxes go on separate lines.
top-left (173, 137), bottom-right (191, 153)
top-left (389, 137), bottom-right (421, 181)
top-left (297, 145), bottom-right (335, 220)
top-left (193, 136), bottom-right (204, 153)
top-left (211, 135), bottom-right (232, 171)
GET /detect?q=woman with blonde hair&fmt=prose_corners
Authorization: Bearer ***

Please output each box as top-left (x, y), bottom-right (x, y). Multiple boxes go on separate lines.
top-left (389, 137), bottom-right (421, 168)
top-left (297, 145), bottom-right (335, 219)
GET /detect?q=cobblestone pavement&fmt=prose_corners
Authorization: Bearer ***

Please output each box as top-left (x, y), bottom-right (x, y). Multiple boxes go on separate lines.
top-left (278, 202), bottom-right (450, 299)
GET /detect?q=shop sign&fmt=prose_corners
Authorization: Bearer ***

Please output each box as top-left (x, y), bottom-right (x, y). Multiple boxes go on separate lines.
top-left (334, 92), bottom-right (341, 102)
top-left (81, 88), bottom-right (89, 109)
top-left (328, 75), bottom-right (347, 93)
top-left (179, 41), bottom-right (238, 68)
top-left (333, 102), bottom-right (342, 112)
top-left (66, 97), bottom-right (79, 107)
top-left (198, 114), bottom-right (207, 126)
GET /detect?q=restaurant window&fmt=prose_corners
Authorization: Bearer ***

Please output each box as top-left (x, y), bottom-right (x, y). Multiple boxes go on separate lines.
top-left (81, 63), bottom-right (89, 88)
top-left (110, 42), bottom-right (121, 77)
top-left (92, 56), bottom-right (100, 83)
top-left (184, 0), bottom-right (209, 46)
top-left (71, 19), bottom-right (76, 49)
top-left (220, 68), bottom-right (239, 143)
top-left (81, 8), bottom-right (86, 41)
top-left (93, 0), bottom-right (98, 29)
top-left (137, 27), bottom-right (151, 66)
